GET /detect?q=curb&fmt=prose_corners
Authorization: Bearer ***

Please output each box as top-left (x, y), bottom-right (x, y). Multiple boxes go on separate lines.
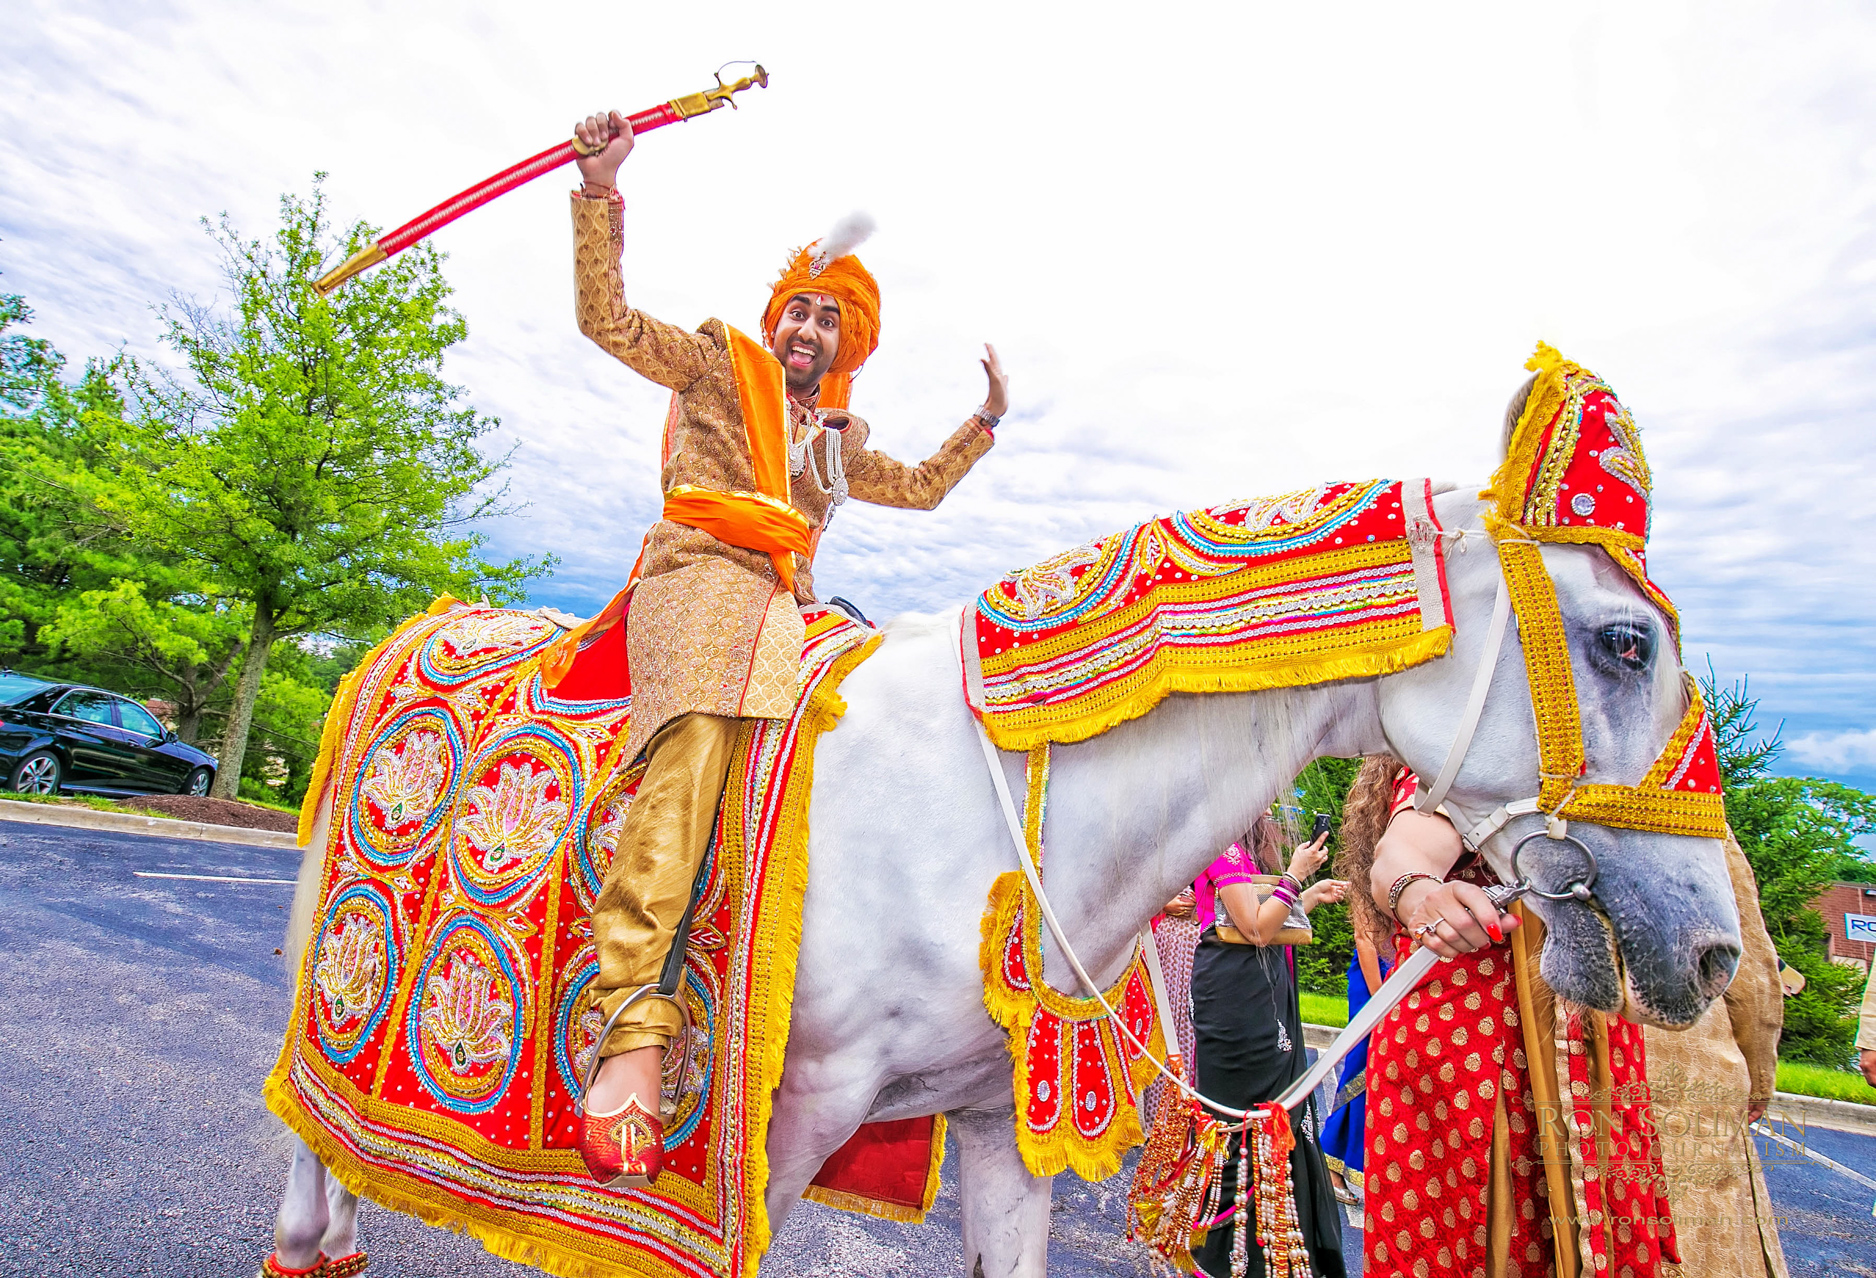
top-left (0, 797), bottom-right (299, 851)
top-left (1767, 1090), bottom-right (1876, 1138)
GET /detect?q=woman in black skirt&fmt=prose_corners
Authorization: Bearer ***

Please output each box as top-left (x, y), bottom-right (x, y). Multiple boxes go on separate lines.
top-left (1190, 816), bottom-right (1347, 1278)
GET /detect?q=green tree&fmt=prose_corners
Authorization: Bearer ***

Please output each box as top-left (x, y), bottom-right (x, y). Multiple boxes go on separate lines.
top-left (0, 293), bottom-right (134, 663)
top-left (37, 574), bottom-right (248, 742)
top-left (1704, 667), bottom-right (1876, 1065)
top-left (1290, 755), bottom-right (1361, 996)
top-left (116, 182), bottom-right (550, 796)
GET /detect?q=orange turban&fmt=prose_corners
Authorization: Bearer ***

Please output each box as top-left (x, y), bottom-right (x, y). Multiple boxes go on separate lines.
top-left (760, 240), bottom-right (880, 411)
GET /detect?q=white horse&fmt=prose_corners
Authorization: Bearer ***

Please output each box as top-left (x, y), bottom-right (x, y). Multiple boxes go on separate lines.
top-left (266, 483), bottom-right (1740, 1276)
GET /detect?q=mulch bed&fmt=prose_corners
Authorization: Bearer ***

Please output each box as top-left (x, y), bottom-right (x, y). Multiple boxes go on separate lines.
top-left (116, 795), bottom-right (299, 833)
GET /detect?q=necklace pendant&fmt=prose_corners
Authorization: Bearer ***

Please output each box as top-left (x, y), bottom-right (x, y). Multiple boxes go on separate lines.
top-left (1276, 1020), bottom-right (1292, 1054)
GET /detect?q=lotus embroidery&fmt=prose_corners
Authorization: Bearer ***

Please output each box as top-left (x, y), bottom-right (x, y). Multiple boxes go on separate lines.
top-left (1004, 541), bottom-right (1104, 620)
top-left (314, 913), bottom-right (384, 1025)
top-left (362, 729), bottom-right (450, 826)
top-left (1225, 484), bottom-right (1332, 534)
top-left (440, 613), bottom-right (550, 660)
top-left (420, 955), bottom-right (515, 1074)
top-left (459, 761), bottom-right (570, 872)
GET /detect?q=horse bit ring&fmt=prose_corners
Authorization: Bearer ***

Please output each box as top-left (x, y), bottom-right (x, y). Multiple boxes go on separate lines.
top-left (1508, 830), bottom-right (1600, 903)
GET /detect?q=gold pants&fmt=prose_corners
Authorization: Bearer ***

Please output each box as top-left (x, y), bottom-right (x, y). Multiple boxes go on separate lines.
top-left (591, 712), bottom-right (741, 1056)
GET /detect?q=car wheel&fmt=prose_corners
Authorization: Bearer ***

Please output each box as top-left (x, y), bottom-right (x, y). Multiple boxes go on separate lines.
top-left (182, 767), bottom-right (213, 797)
top-left (10, 751), bottom-right (62, 796)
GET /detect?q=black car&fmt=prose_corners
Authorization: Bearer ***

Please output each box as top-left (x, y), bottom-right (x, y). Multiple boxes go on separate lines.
top-left (0, 672), bottom-right (218, 797)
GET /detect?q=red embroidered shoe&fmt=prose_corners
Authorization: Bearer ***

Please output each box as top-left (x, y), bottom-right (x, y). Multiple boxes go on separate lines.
top-left (580, 1094), bottom-right (663, 1188)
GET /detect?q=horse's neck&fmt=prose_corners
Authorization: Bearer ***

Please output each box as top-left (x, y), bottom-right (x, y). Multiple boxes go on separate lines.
top-left (1030, 681), bottom-right (1383, 988)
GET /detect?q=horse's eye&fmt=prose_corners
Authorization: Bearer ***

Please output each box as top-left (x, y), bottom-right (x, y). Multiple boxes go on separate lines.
top-left (1597, 623), bottom-right (1654, 672)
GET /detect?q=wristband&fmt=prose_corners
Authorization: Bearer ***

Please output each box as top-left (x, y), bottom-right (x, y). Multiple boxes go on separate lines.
top-left (1279, 873), bottom-right (1303, 892)
top-left (1269, 882), bottom-right (1299, 907)
top-left (973, 407), bottom-right (1001, 431)
top-left (1386, 872), bottom-right (1442, 923)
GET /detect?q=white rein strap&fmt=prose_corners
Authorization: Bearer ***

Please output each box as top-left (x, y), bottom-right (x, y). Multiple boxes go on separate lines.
top-left (1415, 571), bottom-right (1511, 815)
top-left (969, 716), bottom-right (1254, 1120)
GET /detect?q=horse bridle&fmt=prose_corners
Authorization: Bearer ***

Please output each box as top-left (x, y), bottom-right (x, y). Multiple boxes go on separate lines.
top-left (1412, 525), bottom-right (1726, 903)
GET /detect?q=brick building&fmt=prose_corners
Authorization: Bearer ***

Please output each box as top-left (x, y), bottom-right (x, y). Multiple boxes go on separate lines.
top-left (1810, 880), bottom-right (1876, 972)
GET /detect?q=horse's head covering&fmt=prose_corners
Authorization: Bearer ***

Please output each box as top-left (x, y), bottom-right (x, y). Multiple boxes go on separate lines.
top-left (761, 212), bottom-right (879, 410)
top-left (1482, 342), bottom-right (1675, 636)
top-left (1479, 343), bottom-right (1723, 831)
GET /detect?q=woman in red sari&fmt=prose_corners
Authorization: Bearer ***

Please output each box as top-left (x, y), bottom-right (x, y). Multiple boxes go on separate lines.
top-left (1338, 756), bottom-right (1678, 1278)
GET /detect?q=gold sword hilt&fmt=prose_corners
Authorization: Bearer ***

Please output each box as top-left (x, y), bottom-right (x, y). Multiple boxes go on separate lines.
top-left (668, 63), bottom-right (769, 121)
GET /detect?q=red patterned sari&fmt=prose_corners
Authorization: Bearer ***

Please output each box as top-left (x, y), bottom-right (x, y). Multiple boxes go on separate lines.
top-left (1364, 771), bottom-right (1678, 1278)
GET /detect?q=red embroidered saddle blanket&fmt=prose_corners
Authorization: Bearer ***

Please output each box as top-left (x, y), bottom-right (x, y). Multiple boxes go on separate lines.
top-left (267, 599), bottom-right (938, 1278)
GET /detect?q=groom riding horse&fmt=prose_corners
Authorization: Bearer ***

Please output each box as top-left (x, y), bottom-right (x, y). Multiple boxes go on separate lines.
top-left (558, 110), bottom-right (1011, 1186)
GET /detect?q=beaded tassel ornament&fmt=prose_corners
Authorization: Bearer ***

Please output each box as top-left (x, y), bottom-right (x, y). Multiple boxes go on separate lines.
top-left (1126, 1070), bottom-right (1230, 1273)
top-left (1249, 1105), bottom-right (1312, 1278)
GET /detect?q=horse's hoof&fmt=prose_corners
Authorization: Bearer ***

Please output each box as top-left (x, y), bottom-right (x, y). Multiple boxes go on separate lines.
top-left (580, 1094), bottom-right (663, 1188)
top-left (317, 1253), bottom-right (369, 1277)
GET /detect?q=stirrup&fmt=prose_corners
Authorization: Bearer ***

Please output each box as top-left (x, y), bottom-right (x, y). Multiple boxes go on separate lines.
top-left (576, 860), bottom-right (707, 1121)
top-left (576, 984), bottom-right (695, 1122)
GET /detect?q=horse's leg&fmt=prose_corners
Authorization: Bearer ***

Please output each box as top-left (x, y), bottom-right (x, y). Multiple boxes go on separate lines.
top-left (268, 1137), bottom-right (330, 1271)
top-left (759, 1068), bottom-right (878, 1236)
top-left (950, 1106), bottom-right (1052, 1278)
top-left (317, 1172), bottom-right (362, 1265)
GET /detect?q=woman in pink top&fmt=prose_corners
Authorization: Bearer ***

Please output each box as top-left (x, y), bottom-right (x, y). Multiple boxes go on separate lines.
top-left (1189, 815), bottom-right (1346, 1278)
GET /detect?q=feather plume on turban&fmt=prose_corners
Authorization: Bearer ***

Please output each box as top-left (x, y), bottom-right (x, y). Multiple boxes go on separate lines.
top-left (761, 212), bottom-right (879, 410)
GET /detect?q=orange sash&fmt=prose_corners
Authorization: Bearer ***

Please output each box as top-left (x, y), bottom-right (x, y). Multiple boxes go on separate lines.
top-left (541, 327), bottom-right (813, 690)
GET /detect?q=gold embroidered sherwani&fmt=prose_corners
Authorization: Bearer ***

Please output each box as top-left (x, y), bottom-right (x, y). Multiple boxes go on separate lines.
top-left (572, 193), bottom-right (995, 1052)
top-left (571, 194), bottom-right (996, 766)
top-left (1646, 835), bottom-right (1789, 1278)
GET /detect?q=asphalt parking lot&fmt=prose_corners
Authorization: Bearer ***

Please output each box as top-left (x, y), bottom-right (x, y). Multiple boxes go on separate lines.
top-left (0, 817), bottom-right (1869, 1276)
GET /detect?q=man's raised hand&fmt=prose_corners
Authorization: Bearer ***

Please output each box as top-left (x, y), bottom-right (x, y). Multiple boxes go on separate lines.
top-left (981, 344), bottom-right (1009, 421)
top-left (575, 111), bottom-right (635, 189)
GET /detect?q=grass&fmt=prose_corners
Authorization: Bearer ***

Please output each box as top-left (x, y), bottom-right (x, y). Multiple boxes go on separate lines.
top-left (0, 791), bottom-right (176, 818)
top-left (1292, 993), bottom-right (1874, 1110)
top-left (1300, 991), bottom-right (1348, 1028)
top-left (1776, 1059), bottom-right (1876, 1106)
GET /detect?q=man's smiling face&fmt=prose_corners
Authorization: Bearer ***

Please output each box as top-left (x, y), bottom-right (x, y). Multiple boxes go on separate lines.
top-left (769, 292), bottom-right (841, 392)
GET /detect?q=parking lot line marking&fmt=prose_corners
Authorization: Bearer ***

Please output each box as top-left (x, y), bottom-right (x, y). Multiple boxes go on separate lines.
top-left (133, 871), bottom-right (298, 886)
top-left (1754, 1121), bottom-right (1876, 1192)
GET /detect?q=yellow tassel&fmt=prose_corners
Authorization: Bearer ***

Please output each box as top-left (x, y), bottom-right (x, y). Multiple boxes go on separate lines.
top-left (1524, 340), bottom-right (1564, 375)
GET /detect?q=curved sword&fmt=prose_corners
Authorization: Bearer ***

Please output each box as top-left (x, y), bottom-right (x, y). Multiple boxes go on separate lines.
top-left (314, 64), bottom-right (768, 294)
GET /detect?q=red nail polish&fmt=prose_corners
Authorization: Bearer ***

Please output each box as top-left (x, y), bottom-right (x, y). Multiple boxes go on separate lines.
top-left (1487, 922), bottom-right (1504, 944)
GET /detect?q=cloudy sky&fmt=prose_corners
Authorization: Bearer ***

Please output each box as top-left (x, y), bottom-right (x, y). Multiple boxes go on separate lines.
top-left (5, 1), bottom-right (1874, 790)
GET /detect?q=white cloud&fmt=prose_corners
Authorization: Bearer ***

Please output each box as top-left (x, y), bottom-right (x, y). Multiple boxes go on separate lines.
top-left (1786, 728), bottom-right (1876, 775)
top-left (5, 0), bottom-right (1876, 789)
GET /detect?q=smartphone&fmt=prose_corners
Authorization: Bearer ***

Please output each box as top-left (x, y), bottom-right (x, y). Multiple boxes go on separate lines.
top-left (1312, 812), bottom-right (1332, 842)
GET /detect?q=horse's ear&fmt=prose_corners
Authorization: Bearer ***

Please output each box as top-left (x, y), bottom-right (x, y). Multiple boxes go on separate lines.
top-left (1499, 374), bottom-right (1538, 460)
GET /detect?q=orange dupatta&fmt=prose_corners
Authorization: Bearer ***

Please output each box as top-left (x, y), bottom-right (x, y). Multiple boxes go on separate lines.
top-left (542, 327), bottom-right (813, 689)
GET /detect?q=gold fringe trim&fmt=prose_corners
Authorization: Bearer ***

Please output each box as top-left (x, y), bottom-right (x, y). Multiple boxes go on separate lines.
top-left (981, 626), bottom-right (1453, 753)
top-left (797, 1114), bottom-right (948, 1224)
top-left (296, 595), bottom-right (461, 846)
top-left (263, 1072), bottom-right (659, 1278)
top-left (978, 867), bottom-right (1166, 1182)
top-left (740, 634), bottom-right (880, 1275)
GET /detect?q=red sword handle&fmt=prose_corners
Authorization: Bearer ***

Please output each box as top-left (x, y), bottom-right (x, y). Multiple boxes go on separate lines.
top-left (315, 67), bottom-right (766, 294)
